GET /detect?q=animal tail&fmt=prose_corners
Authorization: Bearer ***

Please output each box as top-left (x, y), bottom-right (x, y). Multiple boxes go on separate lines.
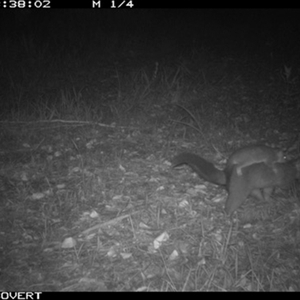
top-left (172, 153), bottom-right (226, 185)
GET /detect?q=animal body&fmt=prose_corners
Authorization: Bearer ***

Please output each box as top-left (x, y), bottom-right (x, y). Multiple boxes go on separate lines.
top-left (172, 145), bottom-right (298, 214)
top-left (227, 145), bottom-right (285, 176)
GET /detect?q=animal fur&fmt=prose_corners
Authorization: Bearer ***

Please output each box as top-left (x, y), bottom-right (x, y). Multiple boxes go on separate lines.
top-left (172, 145), bottom-right (298, 214)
